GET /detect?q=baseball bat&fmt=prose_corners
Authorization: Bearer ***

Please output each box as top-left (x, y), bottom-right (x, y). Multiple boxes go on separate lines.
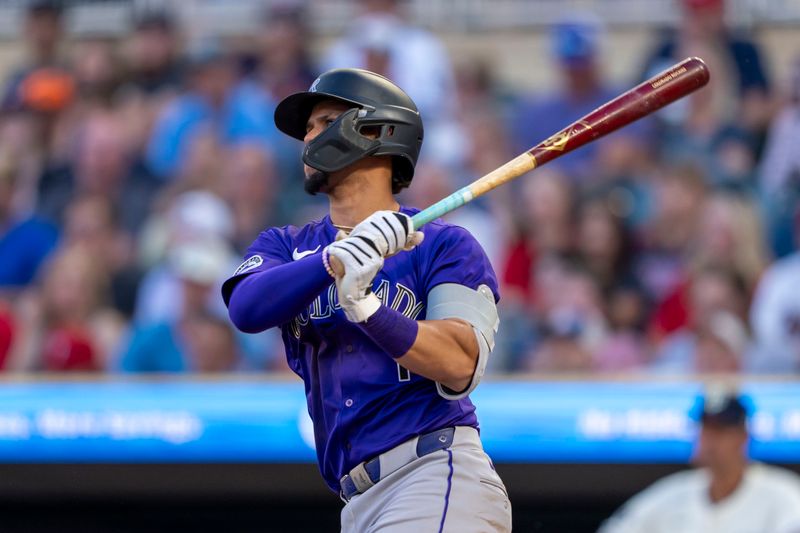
top-left (411, 56), bottom-right (710, 229)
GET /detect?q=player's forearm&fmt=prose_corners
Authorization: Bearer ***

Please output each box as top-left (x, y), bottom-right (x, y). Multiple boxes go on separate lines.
top-left (227, 255), bottom-right (332, 333)
top-left (356, 306), bottom-right (478, 391)
top-left (396, 318), bottom-right (479, 392)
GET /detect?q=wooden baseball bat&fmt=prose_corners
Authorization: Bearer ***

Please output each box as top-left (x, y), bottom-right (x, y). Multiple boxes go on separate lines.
top-left (411, 56), bottom-right (710, 229)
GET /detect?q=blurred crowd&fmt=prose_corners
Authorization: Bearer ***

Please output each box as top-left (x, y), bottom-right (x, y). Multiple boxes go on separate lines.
top-left (0, 0), bottom-right (799, 376)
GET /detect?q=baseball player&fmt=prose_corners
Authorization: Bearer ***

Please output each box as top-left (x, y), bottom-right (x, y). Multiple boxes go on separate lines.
top-left (222, 68), bottom-right (512, 532)
top-left (599, 391), bottom-right (800, 533)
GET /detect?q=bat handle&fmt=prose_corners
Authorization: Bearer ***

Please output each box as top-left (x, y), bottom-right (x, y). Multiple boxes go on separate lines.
top-left (410, 185), bottom-right (475, 230)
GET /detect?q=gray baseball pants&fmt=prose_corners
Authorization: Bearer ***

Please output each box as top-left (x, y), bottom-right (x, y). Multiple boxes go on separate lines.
top-left (340, 426), bottom-right (512, 532)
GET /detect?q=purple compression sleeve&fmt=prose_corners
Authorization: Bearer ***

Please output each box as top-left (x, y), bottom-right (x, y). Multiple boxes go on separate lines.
top-left (357, 304), bottom-right (419, 358)
top-left (227, 254), bottom-right (332, 333)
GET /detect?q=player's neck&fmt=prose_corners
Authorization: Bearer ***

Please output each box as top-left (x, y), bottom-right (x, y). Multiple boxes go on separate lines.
top-left (708, 462), bottom-right (746, 503)
top-left (327, 170), bottom-right (398, 228)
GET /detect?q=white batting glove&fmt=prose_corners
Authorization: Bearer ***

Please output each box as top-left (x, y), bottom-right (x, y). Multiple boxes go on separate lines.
top-left (325, 237), bottom-right (383, 322)
top-left (347, 211), bottom-right (424, 257)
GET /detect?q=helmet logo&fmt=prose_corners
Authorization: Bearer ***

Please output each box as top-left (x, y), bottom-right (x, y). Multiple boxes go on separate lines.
top-left (309, 77), bottom-right (321, 93)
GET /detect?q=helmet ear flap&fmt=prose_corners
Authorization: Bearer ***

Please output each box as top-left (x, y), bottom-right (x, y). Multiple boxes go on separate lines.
top-left (302, 108), bottom-right (382, 173)
top-left (391, 158), bottom-right (413, 193)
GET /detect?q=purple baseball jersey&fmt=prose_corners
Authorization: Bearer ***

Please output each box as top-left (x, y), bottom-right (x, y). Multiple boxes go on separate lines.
top-left (221, 206), bottom-right (499, 492)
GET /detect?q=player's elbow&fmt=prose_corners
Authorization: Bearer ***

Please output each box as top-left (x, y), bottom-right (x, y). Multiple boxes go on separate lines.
top-left (228, 309), bottom-right (264, 334)
top-left (438, 322), bottom-right (480, 388)
top-left (440, 351), bottom-right (478, 391)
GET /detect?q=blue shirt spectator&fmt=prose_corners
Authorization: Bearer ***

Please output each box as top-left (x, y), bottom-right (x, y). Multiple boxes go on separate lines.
top-left (0, 216), bottom-right (59, 288)
top-left (145, 40), bottom-right (281, 180)
top-left (119, 312), bottom-right (241, 373)
top-left (1, 147), bottom-right (59, 288)
top-left (119, 321), bottom-right (186, 372)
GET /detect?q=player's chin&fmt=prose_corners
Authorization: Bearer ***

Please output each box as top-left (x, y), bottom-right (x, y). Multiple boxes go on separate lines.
top-left (303, 168), bottom-right (330, 195)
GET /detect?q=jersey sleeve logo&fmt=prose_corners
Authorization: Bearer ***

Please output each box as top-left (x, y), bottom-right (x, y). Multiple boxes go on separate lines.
top-left (233, 255), bottom-right (263, 275)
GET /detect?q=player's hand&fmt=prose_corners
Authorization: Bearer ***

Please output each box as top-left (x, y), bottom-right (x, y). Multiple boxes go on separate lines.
top-left (346, 211), bottom-right (424, 257)
top-left (325, 237), bottom-right (383, 322)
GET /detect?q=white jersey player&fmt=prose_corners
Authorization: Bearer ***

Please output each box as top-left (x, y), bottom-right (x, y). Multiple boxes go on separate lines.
top-left (599, 392), bottom-right (800, 533)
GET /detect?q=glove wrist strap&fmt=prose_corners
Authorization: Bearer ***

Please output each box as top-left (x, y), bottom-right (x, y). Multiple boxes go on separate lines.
top-left (342, 292), bottom-right (381, 323)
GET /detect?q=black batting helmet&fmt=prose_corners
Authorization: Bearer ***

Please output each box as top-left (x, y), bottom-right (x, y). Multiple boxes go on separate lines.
top-left (274, 68), bottom-right (424, 192)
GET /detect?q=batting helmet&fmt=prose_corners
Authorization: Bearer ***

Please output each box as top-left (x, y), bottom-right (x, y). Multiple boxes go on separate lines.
top-left (274, 68), bottom-right (424, 192)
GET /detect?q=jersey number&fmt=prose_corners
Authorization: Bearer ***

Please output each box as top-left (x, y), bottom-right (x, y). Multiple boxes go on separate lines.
top-left (397, 364), bottom-right (411, 382)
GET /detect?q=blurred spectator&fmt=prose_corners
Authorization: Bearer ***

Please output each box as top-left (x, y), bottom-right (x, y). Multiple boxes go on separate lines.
top-left (651, 191), bottom-right (769, 340)
top-left (522, 259), bottom-right (607, 372)
top-left (172, 126), bottom-right (225, 193)
top-left (456, 103), bottom-right (517, 217)
top-left (650, 267), bottom-right (750, 373)
top-left (758, 56), bottom-right (800, 257)
top-left (509, 16), bottom-right (644, 183)
top-left (501, 169), bottom-right (576, 303)
top-left (599, 390), bottom-right (800, 533)
top-left (252, 2), bottom-right (316, 102)
top-left (594, 282), bottom-right (651, 372)
top-left (145, 39), bottom-right (279, 180)
top-left (6, 245), bottom-right (125, 372)
top-left (643, 0), bottom-right (772, 181)
top-left (322, 0), bottom-right (457, 126)
top-left (70, 36), bottom-right (122, 107)
top-left (694, 311), bottom-right (749, 373)
top-left (119, 239), bottom-right (241, 372)
top-left (707, 127), bottom-right (759, 191)
top-left (749, 227), bottom-right (800, 373)
top-left (453, 59), bottom-right (514, 117)
top-left (574, 196), bottom-right (650, 368)
top-left (134, 189), bottom-right (283, 371)
top-left (0, 302), bottom-right (14, 371)
top-left (45, 36), bottom-right (124, 166)
top-left (1, 1), bottom-right (72, 112)
top-left (243, 2), bottom-right (316, 195)
top-left (0, 109), bottom-right (44, 212)
top-left (0, 148), bottom-right (59, 291)
top-left (135, 190), bottom-right (235, 324)
top-left (645, 0), bottom-right (770, 139)
top-left (114, 10), bottom-right (184, 167)
top-left (36, 110), bottom-right (160, 234)
top-left (321, 0), bottom-right (461, 168)
top-left (183, 311), bottom-right (241, 372)
top-left (63, 194), bottom-right (140, 317)
top-left (431, 59), bottom-right (516, 171)
top-left (576, 197), bottom-right (637, 294)
top-left (525, 321), bottom-right (594, 374)
top-left (586, 148), bottom-right (653, 230)
top-left (638, 165), bottom-right (706, 335)
top-left (122, 310), bottom-right (240, 373)
top-left (121, 10), bottom-right (183, 97)
top-left (690, 192), bottom-right (769, 293)
top-left (219, 143), bottom-right (284, 253)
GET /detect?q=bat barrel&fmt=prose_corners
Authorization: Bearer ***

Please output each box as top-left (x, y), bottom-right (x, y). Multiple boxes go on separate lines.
top-left (529, 56), bottom-right (710, 167)
top-left (412, 57), bottom-right (710, 229)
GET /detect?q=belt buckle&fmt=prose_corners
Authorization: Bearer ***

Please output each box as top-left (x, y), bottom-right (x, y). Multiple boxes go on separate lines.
top-left (340, 457), bottom-right (381, 502)
top-left (349, 462), bottom-right (376, 494)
